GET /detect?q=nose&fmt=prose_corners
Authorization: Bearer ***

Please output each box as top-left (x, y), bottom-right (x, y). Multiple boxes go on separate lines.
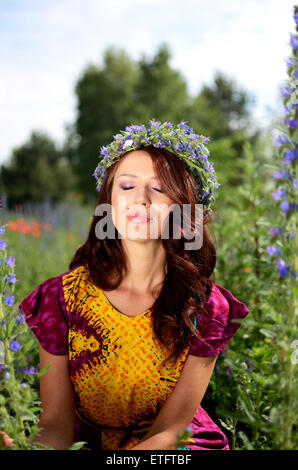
top-left (134, 185), bottom-right (151, 207)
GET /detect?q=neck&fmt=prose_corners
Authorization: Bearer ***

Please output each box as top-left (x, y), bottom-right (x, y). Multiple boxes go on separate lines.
top-left (120, 239), bottom-right (167, 295)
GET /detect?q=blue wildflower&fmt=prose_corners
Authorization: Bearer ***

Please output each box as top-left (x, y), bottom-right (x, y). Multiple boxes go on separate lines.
top-left (275, 134), bottom-right (291, 148)
top-left (282, 86), bottom-right (291, 97)
top-left (293, 179), bottom-right (298, 189)
top-left (273, 169), bottom-right (292, 180)
top-left (0, 239), bottom-right (7, 251)
top-left (0, 226), bottom-right (5, 235)
top-left (284, 149), bottom-right (298, 165)
top-left (295, 69), bottom-right (298, 79)
top-left (286, 118), bottom-right (297, 129)
top-left (272, 189), bottom-right (287, 201)
top-left (280, 201), bottom-right (291, 214)
top-left (270, 226), bottom-right (283, 237)
top-left (15, 314), bottom-right (25, 324)
top-left (267, 245), bottom-right (281, 256)
top-left (4, 256), bottom-right (15, 267)
top-left (9, 340), bottom-right (21, 352)
top-left (295, 12), bottom-right (298, 25)
top-left (4, 296), bottom-right (15, 307)
top-left (5, 273), bottom-right (17, 284)
top-left (290, 33), bottom-right (298, 50)
top-left (276, 258), bottom-right (290, 278)
top-left (22, 366), bottom-right (36, 375)
top-left (285, 58), bottom-right (296, 67)
top-left (284, 106), bottom-right (291, 116)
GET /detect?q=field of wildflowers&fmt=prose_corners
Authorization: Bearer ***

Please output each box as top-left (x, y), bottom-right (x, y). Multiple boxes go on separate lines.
top-left (0, 6), bottom-right (297, 451)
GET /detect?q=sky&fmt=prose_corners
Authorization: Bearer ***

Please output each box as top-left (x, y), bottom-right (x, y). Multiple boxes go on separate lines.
top-left (0, 0), bottom-right (295, 164)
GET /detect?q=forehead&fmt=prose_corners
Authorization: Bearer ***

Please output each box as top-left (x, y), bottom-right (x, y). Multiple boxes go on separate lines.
top-left (115, 150), bottom-right (155, 174)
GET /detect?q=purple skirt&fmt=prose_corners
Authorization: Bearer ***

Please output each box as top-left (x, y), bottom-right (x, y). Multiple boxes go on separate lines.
top-left (74, 405), bottom-right (229, 450)
top-left (185, 405), bottom-right (229, 450)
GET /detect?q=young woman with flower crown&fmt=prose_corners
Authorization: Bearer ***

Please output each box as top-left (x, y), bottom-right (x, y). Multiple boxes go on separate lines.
top-left (19, 120), bottom-right (249, 450)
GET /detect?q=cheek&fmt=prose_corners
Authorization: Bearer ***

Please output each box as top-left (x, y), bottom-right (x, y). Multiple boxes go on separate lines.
top-left (111, 191), bottom-right (129, 227)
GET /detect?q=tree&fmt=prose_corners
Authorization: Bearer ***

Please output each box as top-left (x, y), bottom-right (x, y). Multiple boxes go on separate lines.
top-left (188, 71), bottom-right (259, 190)
top-left (0, 131), bottom-right (77, 207)
top-left (133, 43), bottom-right (190, 123)
top-left (73, 47), bottom-right (140, 201)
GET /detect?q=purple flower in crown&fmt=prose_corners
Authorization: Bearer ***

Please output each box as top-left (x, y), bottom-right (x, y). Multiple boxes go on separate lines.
top-left (100, 146), bottom-right (109, 157)
top-left (149, 119), bottom-right (161, 128)
top-left (175, 143), bottom-right (184, 152)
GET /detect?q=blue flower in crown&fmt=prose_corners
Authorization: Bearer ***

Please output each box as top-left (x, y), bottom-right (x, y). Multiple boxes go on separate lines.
top-left (93, 120), bottom-right (220, 213)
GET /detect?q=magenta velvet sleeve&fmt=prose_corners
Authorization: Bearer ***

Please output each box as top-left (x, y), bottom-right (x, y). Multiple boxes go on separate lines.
top-left (18, 274), bottom-right (69, 355)
top-left (189, 283), bottom-right (249, 357)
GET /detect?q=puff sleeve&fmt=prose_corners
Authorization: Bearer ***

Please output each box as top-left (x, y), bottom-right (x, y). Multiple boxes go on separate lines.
top-left (189, 284), bottom-right (249, 357)
top-left (18, 274), bottom-right (69, 356)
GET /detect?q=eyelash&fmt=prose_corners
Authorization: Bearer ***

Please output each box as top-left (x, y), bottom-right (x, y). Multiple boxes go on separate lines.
top-left (121, 186), bottom-right (163, 193)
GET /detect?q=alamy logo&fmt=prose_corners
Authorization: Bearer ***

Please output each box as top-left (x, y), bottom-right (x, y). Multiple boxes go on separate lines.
top-left (94, 200), bottom-right (204, 250)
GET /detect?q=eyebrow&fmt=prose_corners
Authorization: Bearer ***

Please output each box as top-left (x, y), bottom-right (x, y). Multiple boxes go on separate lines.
top-left (117, 173), bottom-right (158, 179)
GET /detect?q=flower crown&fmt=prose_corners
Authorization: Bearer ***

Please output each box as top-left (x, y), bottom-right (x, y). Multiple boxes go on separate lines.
top-left (93, 120), bottom-right (220, 214)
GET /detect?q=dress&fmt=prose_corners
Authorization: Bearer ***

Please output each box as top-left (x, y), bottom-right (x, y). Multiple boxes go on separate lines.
top-left (18, 265), bottom-right (249, 450)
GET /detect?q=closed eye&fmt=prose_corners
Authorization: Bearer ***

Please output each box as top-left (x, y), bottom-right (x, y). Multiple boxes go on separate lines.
top-left (121, 186), bottom-right (163, 193)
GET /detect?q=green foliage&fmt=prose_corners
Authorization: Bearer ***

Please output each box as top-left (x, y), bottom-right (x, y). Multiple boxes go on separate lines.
top-left (0, 132), bottom-right (77, 207)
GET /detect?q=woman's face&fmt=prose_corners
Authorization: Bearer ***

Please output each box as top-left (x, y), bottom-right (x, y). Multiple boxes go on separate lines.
top-left (111, 150), bottom-right (174, 241)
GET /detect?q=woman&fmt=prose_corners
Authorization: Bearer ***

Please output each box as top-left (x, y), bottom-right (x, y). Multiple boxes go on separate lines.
top-left (19, 120), bottom-right (249, 450)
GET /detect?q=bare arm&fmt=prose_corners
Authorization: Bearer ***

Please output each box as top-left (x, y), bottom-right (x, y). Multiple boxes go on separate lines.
top-left (129, 354), bottom-right (218, 450)
top-left (32, 344), bottom-right (76, 450)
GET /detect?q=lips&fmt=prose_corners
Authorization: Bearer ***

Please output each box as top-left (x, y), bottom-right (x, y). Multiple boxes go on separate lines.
top-left (127, 214), bottom-right (151, 223)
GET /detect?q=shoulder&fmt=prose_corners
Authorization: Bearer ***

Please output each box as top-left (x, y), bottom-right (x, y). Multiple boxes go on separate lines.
top-left (206, 283), bottom-right (249, 325)
top-left (18, 265), bottom-right (87, 356)
top-left (189, 283), bottom-right (249, 357)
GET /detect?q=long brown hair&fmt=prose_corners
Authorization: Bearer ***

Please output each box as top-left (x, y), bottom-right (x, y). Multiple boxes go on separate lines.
top-left (69, 145), bottom-right (217, 366)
